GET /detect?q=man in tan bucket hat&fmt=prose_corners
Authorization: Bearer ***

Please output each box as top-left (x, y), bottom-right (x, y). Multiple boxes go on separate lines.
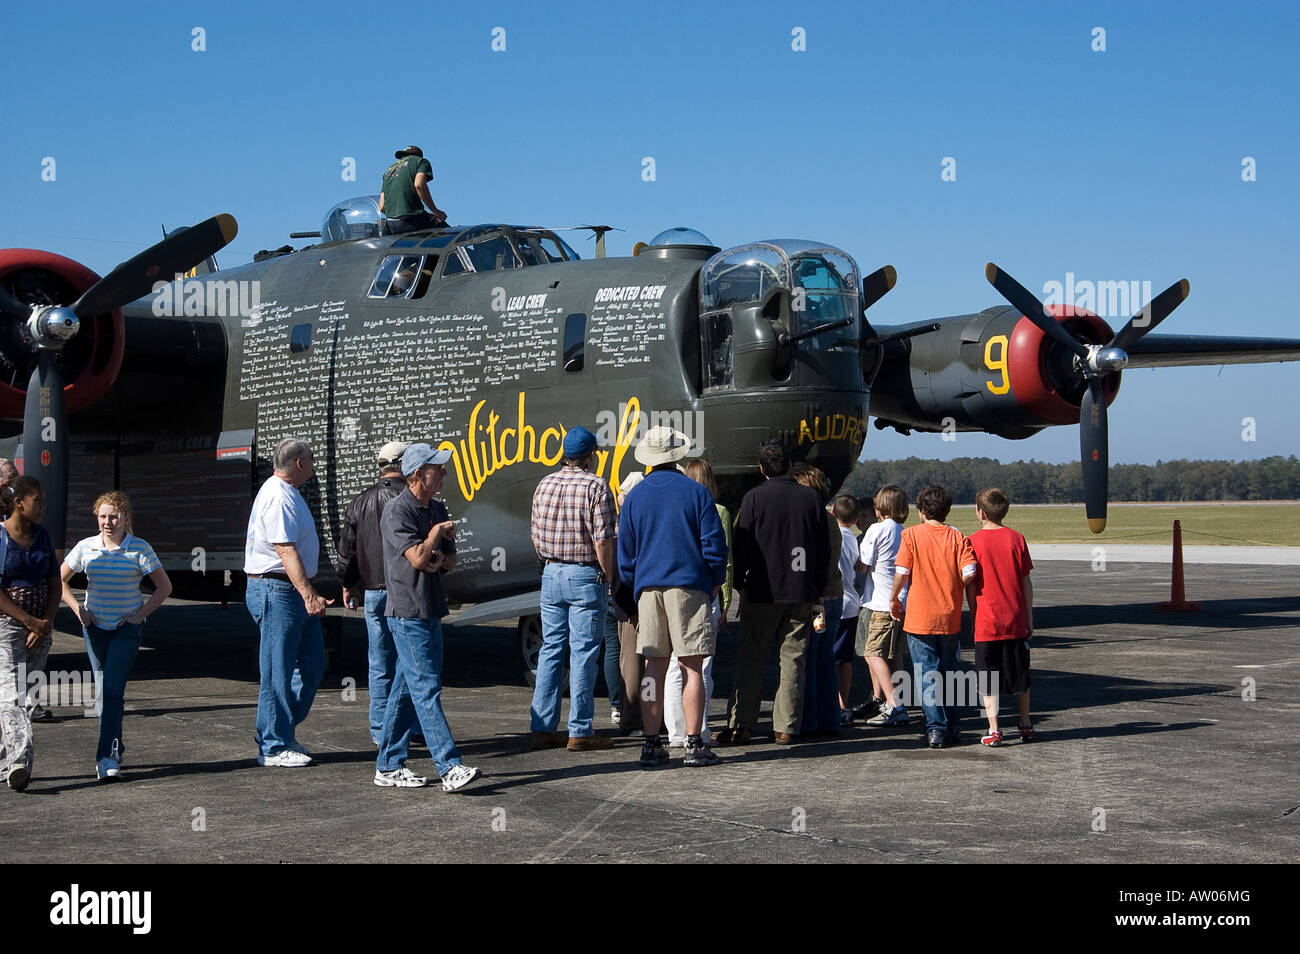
top-left (616, 426), bottom-right (728, 768)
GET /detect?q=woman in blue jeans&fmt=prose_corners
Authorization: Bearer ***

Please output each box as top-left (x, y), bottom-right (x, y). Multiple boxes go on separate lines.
top-left (60, 491), bottom-right (172, 781)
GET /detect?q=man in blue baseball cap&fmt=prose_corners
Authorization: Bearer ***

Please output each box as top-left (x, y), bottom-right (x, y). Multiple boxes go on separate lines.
top-left (528, 426), bottom-right (618, 750)
top-left (373, 441), bottom-right (480, 793)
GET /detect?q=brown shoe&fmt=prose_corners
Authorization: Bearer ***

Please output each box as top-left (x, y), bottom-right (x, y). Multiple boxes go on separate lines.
top-left (567, 734), bottom-right (614, 751)
top-left (771, 732), bottom-right (797, 745)
top-left (530, 731), bottom-right (569, 750)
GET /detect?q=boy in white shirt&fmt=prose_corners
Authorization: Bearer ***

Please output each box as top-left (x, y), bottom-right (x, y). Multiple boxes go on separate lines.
top-left (854, 486), bottom-right (910, 726)
top-left (832, 496), bottom-right (865, 725)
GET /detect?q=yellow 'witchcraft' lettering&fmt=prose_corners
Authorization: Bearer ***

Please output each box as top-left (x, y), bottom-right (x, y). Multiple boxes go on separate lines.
top-left (440, 391), bottom-right (645, 503)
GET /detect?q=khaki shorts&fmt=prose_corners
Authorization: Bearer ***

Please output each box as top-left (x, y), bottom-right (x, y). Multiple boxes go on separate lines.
top-left (858, 609), bottom-right (905, 659)
top-left (636, 587), bottom-right (715, 658)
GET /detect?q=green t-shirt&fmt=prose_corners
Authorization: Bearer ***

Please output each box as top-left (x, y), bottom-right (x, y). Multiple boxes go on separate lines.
top-left (381, 155), bottom-right (433, 218)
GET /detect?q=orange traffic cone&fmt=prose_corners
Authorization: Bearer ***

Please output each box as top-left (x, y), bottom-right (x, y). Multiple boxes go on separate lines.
top-left (1155, 520), bottom-right (1201, 612)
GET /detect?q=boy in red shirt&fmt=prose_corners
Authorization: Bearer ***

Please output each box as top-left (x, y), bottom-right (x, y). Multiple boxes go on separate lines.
top-left (889, 485), bottom-right (977, 749)
top-left (966, 488), bottom-right (1034, 746)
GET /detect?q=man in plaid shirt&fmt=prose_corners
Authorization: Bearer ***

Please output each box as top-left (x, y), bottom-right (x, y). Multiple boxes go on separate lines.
top-left (529, 426), bottom-right (619, 750)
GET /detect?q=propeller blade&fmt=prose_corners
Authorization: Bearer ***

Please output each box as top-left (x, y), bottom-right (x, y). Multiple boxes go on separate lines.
top-left (985, 263), bottom-right (1088, 359)
top-left (861, 264), bottom-right (897, 311)
top-left (1111, 278), bottom-right (1190, 352)
top-left (1079, 377), bottom-right (1108, 534)
top-left (71, 213), bottom-right (238, 318)
top-left (22, 350), bottom-right (69, 550)
top-left (0, 285), bottom-right (32, 322)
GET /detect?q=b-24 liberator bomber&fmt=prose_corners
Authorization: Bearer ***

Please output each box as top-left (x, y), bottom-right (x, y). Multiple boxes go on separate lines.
top-left (2, 196), bottom-right (1298, 678)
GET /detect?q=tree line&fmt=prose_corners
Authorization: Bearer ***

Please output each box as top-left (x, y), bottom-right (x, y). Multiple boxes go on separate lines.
top-left (841, 456), bottom-right (1300, 504)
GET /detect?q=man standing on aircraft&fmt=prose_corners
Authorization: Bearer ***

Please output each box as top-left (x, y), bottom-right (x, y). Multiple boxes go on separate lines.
top-left (718, 442), bottom-right (828, 745)
top-left (374, 442), bottom-right (479, 792)
top-left (379, 146), bottom-right (448, 234)
top-left (529, 426), bottom-right (618, 751)
top-left (337, 440), bottom-right (409, 747)
top-left (245, 438), bottom-right (332, 768)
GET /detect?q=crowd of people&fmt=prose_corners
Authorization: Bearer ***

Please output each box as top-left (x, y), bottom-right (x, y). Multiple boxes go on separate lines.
top-left (0, 424), bottom-right (1036, 794)
top-left (523, 425), bottom-right (1037, 771)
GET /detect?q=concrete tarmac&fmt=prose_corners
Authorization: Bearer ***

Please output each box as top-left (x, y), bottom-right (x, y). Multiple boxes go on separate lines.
top-left (2, 561), bottom-right (1296, 864)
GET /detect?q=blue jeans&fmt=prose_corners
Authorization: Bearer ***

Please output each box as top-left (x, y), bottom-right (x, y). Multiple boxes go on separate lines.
top-left (83, 622), bottom-right (142, 762)
top-left (802, 597), bottom-right (842, 733)
top-left (247, 577), bottom-right (325, 757)
top-left (377, 616), bottom-right (461, 777)
top-left (602, 596), bottom-right (623, 709)
top-left (907, 631), bottom-right (960, 735)
top-left (530, 563), bottom-right (605, 737)
top-left (364, 589), bottom-right (398, 744)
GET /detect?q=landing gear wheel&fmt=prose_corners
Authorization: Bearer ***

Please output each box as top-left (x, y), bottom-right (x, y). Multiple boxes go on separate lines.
top-left (519, 614), bottom-right (542, 687)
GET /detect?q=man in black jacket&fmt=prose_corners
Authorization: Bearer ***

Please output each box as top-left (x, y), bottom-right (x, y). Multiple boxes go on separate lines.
top-left (338, 441), bottom-right (409, 746)
top-left (718, 442), bottom-right (829, 745)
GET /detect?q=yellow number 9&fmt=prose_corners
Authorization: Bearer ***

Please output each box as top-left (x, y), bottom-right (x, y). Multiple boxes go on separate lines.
top-left (984, 334), bottom-right (1010, 395)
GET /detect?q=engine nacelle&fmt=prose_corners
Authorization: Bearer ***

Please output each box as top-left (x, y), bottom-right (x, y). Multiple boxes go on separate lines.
top-left (0, 250), bottom-right (125, 419)
top-left (869, 304), bottom-right (1119, 438)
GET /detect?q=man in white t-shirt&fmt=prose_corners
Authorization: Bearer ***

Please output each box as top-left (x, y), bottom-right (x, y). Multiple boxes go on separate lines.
top-left (854, 485), bottom-right (910, 726)
top-left (244, 438), bottom-right (333, 767)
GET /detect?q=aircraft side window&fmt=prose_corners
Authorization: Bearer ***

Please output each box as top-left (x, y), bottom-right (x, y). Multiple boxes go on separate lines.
top-left (412, 257), bottom-right (437, 298)
top-left (443, 248), bottom-right (469, 277)
top-left (702, 312), bottom-right (733, 390)
top-left (387, 255), bottom-right (424, 298)
top-left (290, 322), bottom-right (313, 354)
top-left (368, 255), bottom-right (401, 297)
top-left (562, 313), bottom-right (587, 372)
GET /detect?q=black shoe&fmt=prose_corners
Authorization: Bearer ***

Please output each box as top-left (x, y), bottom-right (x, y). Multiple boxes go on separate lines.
top-left (639, 738), bottom-right (669, 767)
top-left (851, 698), bottom-right (883, 721)
top-left (927, 730), bottom-right (947, 749)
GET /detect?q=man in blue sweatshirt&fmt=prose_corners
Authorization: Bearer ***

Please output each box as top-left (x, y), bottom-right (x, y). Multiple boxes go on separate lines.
top-left (617, 427), bottom-right (729, 768)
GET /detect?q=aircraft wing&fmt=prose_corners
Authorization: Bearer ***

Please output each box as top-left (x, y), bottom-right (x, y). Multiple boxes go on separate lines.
top-left (1124, 334), bottom-right (1300, 368)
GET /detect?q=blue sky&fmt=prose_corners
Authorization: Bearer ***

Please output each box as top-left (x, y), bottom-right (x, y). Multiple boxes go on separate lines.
top-left (2, 0), bottom-right (1296, 465)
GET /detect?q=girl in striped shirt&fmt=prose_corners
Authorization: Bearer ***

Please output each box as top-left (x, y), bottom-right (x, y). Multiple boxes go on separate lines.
top-left (60, 491), bottom-right (172, 781)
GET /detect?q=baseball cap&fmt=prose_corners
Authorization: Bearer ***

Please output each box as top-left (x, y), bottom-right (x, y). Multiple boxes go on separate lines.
top-left (401, 442), bottom-right (453, 477)
top-left (377, 441), bottom-right (409, 467)
top-left (563, 426), bottom-right (598, 458)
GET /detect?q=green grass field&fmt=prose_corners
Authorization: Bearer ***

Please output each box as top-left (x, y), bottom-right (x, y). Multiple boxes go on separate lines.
top-left (924, 501), bottom-right (1300, 547)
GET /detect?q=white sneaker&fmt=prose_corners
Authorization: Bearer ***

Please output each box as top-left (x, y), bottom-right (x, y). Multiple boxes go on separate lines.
top-left (374, 766), bottom-right (429, 788)
top-left (440, 764), bottom-right (480, 793)
top-left (287, 740), bottom-right (312, 758)
top-left (610, 707), bottom-right (622, 726)
top-left (96, 758), bottom-right (121, 781)
top-left (257, 750), bottom-right (313, 768)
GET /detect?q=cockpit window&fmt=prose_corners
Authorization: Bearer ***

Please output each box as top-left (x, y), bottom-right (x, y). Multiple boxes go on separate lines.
top-left (368, 254), bottom-right (434, 299)
top-left (515, 237), bottom-right (545, 267)
top-left (537, 236), bottom-right (569, 262)
top-left (462, 235), bottom-right (521, 272)
top-left (700, 246), bottom-right (789, 311)
top-left (792, 252), bottom-right (858, 351)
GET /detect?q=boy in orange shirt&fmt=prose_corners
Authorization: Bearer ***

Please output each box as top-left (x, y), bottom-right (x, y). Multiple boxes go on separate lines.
top-left (889, 485), bottom-right (976, 749)
top-left (966, 488), bottom-right (1034, 746)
